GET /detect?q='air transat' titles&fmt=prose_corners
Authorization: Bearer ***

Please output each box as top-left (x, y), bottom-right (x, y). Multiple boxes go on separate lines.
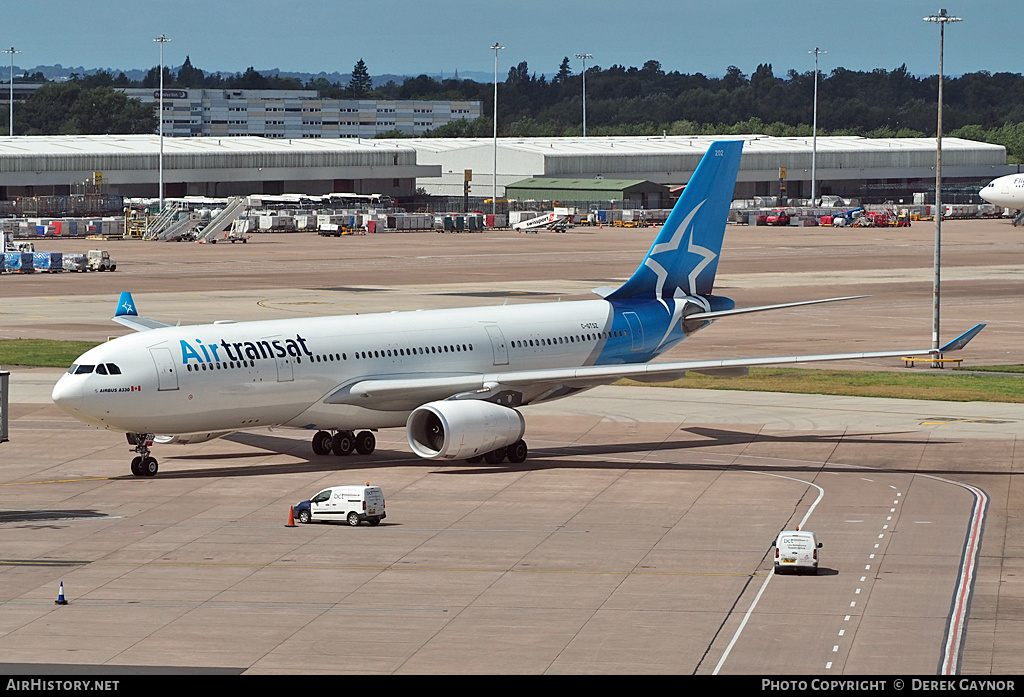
top-left (179, 334), bottom-right (313, 364)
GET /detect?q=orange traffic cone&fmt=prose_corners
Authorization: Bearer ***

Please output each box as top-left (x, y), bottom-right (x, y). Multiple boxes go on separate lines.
top-left (285, 506), bottom-right (297, 528)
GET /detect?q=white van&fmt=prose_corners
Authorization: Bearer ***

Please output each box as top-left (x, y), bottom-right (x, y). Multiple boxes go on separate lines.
top-left (774, 530), bottom-right (822, 574)
top-left (295, 484), bottom-right (385, 526)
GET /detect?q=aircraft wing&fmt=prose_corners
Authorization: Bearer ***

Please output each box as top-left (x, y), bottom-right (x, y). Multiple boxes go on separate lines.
top-left (111, 291), bottom-right (171, 332)
top-left (112, 315), bottom-right (173, 332)
top-left (325, 324), bottom-right (985, 410)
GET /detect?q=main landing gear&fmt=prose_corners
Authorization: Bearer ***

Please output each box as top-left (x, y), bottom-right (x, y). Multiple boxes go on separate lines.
top-left (126, 433), bottom-right (158, 477)
top-left (311, 430), bottom-right (376, 457)
top-left (465, 439), bottom-right (528, 465)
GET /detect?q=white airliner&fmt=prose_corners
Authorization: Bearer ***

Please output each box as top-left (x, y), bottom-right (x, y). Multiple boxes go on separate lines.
top-left (52, 140), bottom-right (985, 477)
top-left (980, 173), bottom-right (1024, 213)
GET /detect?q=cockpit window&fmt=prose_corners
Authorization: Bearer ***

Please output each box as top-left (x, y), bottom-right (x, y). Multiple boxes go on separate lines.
top-left (106, 363), bottom-right (122, 375)
top-left (73, 364), bottom-right (95, 375)
top-left (95, 364), bottom-right (108, 375)
top-left (67, 364), bottom-right (78, 375)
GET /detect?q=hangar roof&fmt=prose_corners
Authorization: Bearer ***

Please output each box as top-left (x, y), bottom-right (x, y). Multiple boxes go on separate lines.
top-left (0, 135), bottom-right (421, 173)
top-left (393, 134), bottom-right (1006, 176)
top-left (506, 177), bottom-right (663, 192)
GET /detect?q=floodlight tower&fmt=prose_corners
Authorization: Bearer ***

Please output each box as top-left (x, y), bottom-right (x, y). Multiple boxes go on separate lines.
top-left (575, 53), bottom-right (593, 137)
top-left (490, 42), bottom-right (505, 217)
top-left (808, 47), bottom-right (826, 204)
top-left (923, 9), bottom-right (961, 362)
top-left (2, 47), bottom-right (20, 137)
top-left (154, 33), bottom-right (172, 211)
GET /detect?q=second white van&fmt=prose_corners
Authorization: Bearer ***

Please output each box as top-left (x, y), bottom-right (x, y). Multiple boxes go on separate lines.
top-left (774, 530), bottom-right (822, 574)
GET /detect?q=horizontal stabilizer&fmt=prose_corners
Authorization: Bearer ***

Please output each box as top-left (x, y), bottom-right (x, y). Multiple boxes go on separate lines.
top-left (686, 296), bottom-right (868, 321)
top-left (113, 315), bottom-right (172, 332)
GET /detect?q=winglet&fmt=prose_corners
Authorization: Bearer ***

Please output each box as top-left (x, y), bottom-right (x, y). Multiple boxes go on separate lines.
top-left (938, 323), bottom-right (986, 353)
top-left (115, 291), bottom-right (137, 317)
top-left (111, 292), bottom-right (171, 332)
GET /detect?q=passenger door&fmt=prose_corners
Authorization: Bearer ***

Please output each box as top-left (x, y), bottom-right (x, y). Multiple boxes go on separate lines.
top-left (149, 347), bottom-right (179, 391)
top-left (484, 324), bottom-right (509, 366)
top-left (623, 312), bottom-right (645, 352)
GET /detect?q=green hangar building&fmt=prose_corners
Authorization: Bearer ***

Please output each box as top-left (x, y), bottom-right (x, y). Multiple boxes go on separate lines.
top-left (503, 178), bottom-right (670, 208)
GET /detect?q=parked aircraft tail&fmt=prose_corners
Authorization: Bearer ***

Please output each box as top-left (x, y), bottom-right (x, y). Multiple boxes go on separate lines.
top-left (607, 139), bottom-right (743, 301)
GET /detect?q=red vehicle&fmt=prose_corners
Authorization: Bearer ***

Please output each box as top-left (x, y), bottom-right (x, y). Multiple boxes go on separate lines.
top-left (765, 209), bottom-right (791, 225)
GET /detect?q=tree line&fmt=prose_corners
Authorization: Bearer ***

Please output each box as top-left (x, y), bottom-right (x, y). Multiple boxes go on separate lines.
top-left (4, 57), bottom-right (1024, 162)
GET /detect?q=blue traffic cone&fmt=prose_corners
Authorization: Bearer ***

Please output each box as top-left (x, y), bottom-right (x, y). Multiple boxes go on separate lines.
top-left (55, 581), bottom-right (68, 605)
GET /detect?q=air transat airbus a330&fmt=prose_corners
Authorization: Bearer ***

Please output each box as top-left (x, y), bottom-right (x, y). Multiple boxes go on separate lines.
top-left (52, 141), bottom-right (985, 476)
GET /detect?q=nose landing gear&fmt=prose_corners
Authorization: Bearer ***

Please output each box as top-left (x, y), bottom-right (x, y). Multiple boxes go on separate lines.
top-left (127, 433), bottom-right (158, 477)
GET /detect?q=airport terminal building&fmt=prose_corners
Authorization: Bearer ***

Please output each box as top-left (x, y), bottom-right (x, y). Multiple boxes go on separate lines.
top-left (0, 133), bottom-right (1014, 204)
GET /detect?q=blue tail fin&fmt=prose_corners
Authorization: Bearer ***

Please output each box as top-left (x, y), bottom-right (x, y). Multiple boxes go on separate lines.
top-left (608, 140), bottom-right (743, 300)
top-left (115, 291), bottom-right (137, 317)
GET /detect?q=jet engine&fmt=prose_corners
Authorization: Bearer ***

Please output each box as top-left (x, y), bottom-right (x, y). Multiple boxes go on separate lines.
top-left (407, 400), bottom-right (525, 460)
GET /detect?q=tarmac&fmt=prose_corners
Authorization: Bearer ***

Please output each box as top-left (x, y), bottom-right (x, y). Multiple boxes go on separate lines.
top-left (0, 218), bottom-right (1022, 675)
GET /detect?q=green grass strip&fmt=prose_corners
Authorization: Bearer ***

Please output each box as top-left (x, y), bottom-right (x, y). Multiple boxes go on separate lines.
top-left (619, 366), bottom-right (1024, 403)
top-left (0, 339), bottom-right (103, 368)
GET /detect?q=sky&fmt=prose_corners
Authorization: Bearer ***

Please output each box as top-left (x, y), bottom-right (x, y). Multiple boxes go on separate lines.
top-left (1, 0), bottom-right (1019, 81)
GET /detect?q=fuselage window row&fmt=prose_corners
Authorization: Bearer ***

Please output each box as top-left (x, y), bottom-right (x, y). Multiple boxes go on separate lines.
top-left (181, 344), bottom-right (478, 370)
top-left (510, 329), bottom-right (628, 349)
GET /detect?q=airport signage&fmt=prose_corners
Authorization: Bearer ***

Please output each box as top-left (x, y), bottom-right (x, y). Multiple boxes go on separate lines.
top-left (153, 90), bottom-right (189, 100)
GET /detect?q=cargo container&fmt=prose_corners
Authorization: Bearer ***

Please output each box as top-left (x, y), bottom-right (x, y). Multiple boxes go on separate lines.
top-left (3, 252), bottom-right (34, 273)
top-left (509, 211), bottom-right (540, 225)
top-left (259, 215), bottom-right (296, 231)
top-left (63, 253), bottom-right (89, 272)
top-left (33, 252), bottom-right (63, 272)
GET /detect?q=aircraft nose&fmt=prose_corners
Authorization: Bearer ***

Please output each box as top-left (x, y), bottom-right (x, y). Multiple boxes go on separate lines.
top-left (51, 374), bottom-right (82, 413)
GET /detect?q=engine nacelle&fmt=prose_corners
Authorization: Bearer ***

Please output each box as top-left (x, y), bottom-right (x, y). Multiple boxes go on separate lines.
top-left (407, 400), bottom-right (525, 460)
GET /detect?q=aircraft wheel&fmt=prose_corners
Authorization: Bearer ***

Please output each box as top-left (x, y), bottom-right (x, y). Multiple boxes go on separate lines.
top-left (507, 440), bottom-right (528, 464)
top-left (311, 430), bottom-right (332, 456)
top-left (141, 457), bottom-right (159, 477)
top-left (332, 431), bottom-right (354, 456)
top-left (355, 431), bottom-right (375, 455)
top-left (484, 446), bottom-right (506, 464)
top-left (131, 456), bottom-right (142, 476)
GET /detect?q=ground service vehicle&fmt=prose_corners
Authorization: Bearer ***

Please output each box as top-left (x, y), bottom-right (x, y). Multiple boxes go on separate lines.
top-left (774, 529), bottom-right (822, 574)
top-left (88, 249), bottom-right (116, 271)
top-left (294, 485), bottom-right (386, 526)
